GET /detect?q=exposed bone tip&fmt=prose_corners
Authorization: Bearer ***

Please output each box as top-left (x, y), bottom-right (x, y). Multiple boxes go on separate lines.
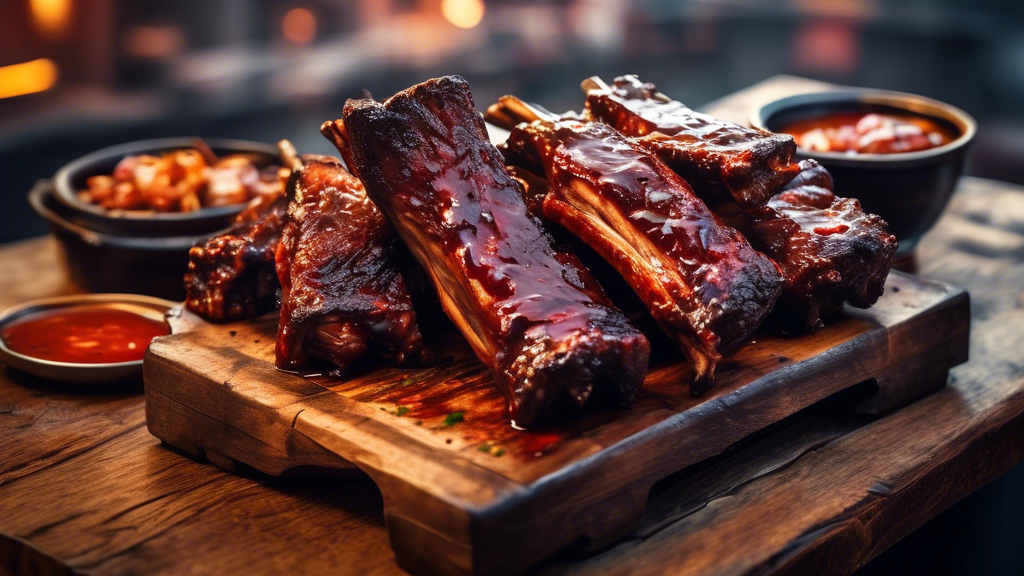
top-left (320, 120), bottom-right (348, 147)
top-left (484, 102), bottom-right (517, 130)
top-left (276, 139), bottom-right (303, 171)
top-left (581, 76), bottom-right (611, 94)
top-left (494, 95), bottom-right (555, 124)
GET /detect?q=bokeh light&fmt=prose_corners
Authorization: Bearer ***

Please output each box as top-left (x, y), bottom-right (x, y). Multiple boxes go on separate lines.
top-left (282, 8), bottom-right (317, 45)
top-left (441, 0), bottom-right (485, 30)
top-left (0, 59), bottom-right (58, 100)
top-left (29, 0), bottom-right (72, 37)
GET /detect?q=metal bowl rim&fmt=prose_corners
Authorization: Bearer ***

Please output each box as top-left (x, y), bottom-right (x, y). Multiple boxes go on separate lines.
top-left (0, 293), bottom-right (177, 370)
top-left (750, 89), bottom-right (977, 164)
top-left (51, 137), bottom-right (280, 223)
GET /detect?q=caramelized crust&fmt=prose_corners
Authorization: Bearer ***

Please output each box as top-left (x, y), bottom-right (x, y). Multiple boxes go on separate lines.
top-left (584, 75), bottom-right (800, 209)
top-left (274, 155), bottom-right (426, 371)
top-left (325, 76), bottom-right (650, 427)
top-left (184, 193), bottom-right (287, 322)
top-left (716, 160), bottom-right (897, 329)
top-left (506, 120), bottom-right (783, 392)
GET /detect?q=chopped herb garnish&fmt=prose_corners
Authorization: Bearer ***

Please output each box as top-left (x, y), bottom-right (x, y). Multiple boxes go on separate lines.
top-left (395, 406), bottom-right (410, 417)
top-left (442, 411), bottom-right (464, 427)
top-left (400, 377), bottom-right (415, 387)
top-left (478, 443), bottom-right (505, 457)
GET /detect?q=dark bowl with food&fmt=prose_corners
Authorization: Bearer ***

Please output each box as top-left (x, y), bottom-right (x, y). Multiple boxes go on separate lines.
top-left (29, 181), bottom-right (221, 301)
top-left (52, 137), bottom-right (283, 237)
top-left (752, 90), bottom-right (976, 256)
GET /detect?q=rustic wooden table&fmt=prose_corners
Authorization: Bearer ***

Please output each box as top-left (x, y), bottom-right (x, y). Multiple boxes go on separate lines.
top-left (2, 76), bottom-right (1023, 576)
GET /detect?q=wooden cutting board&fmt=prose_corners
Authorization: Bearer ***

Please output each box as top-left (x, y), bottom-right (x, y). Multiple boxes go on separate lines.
top-left (143, 270), bottom-right (968, 576)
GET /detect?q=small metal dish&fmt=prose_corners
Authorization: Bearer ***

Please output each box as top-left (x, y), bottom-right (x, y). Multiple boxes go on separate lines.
top-left (0, 294), bottom-right (176, 384)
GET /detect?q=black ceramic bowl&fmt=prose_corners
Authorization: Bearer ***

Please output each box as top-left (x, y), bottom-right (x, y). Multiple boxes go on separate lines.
top-left (28, 181), bottom-right (220, 301)
top-left (752, 90), bottom-right (976, 256)
top-left (51, 137), bottom-right (280, 237)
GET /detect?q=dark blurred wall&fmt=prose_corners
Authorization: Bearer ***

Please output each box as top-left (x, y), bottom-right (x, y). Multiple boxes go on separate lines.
top-left (3, 0), bottom-right (1023, 239)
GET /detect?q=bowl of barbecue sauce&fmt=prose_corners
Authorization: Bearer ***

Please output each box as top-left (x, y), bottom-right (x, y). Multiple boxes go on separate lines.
top-left (753, 90), bottom-right (976, 258)
top-left (0, 294), bottom-right (174, 383)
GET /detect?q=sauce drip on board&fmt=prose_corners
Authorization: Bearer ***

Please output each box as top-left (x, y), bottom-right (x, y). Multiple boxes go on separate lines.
top-left (781, 111), bottom-right (956, 155)
top-left (1, 305), bottom-right (169, 364)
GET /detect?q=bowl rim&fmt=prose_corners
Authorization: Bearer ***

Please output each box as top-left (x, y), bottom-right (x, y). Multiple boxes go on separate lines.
top-left (51, 137), bottom-right (280, 223)
top-left (29, 181), bottom-right (233, 249)
top-left (750, 89), bottom-right (977, 164)
top-left (0, 293), bottom-right (178, 371)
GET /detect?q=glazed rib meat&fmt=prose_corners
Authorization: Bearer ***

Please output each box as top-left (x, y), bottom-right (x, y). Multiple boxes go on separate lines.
top-left (184, 191), bottom-right (287, 322)
top-left (583, 75), bottom-right (800, 209)
top-left (274, 153), bottom-right (426, 372)
top-left (715, 160), bottom-right (898, 329)
top-left (323, 75), bottom-right (650, 427)
top-left (505, 119), bottom-right (783, 392)
top-left (782, 158), bottom-right (833, 192)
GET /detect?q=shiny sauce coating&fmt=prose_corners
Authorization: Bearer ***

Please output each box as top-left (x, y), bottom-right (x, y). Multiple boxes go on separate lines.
top-left (1, 306), bottom-right (168, 364)
top-left (781, 112), bottom-right (955, 154)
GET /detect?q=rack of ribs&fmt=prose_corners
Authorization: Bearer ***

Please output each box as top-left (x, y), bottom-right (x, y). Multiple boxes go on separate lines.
top-left (583, 75), bottom-right (800, 209)
top-left (323, 75), bottom-right (650, 427)
top-left (184, 189), bottom-right (288, 323)
top-left (503, 115), bottom-right (783, 393)
top-left (714, 160), bottom-right (898, 329)
top-left (274, 151), bottom-right (426, 372)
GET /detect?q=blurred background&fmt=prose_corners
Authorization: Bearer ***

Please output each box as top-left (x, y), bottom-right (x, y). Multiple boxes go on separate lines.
top-left (3, 0), bottom-right (1024, 243)
top-left (1, 1), bottom-right (1023, 571)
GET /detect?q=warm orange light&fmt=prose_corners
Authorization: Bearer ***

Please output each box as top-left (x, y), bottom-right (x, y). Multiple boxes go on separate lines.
top-left (30, 0), bottom-right (72, 37)
top-left (0, 59), bottom-right (59, 99)
top-left (441, 0), bottom-right (484, 29)
top-left (282, 8), bottom-right (317, 44)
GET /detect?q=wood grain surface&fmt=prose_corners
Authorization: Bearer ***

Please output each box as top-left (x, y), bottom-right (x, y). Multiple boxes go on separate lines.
top-left (1, 76), bottom-right (1023, 576)
top-left (143, 269), bottom-right (968, 576)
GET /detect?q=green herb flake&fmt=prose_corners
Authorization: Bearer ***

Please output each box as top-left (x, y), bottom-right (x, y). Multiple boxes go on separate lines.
top-left (478, 443), bottom-right (505, 457)
top-left (395, 406), bottom-right (410, 417)
top-left (442, 411), bottom-right (465, 427)
top-left (400, 377), bottom-right (415, 387)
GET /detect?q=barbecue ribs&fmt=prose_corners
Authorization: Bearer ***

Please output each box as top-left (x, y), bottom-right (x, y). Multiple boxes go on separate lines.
top-left (324, 75), bottom-right (650, 427)
top-left (505, 118), bottom-right (783, 392)
top-left (274, 153), bottom-right (426, 372)
top-left (715, 160), bottom-right (898, 328)
top-left (184, 191), bottom-right (287, 322)
top-left (583, 75), bottom-right (800, 209)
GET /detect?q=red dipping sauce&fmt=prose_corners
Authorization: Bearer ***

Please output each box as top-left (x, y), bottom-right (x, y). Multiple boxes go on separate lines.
top-left (1, 305), bottom-right (169, 364)
top-left (782, 112), bottom-right (956, 155)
